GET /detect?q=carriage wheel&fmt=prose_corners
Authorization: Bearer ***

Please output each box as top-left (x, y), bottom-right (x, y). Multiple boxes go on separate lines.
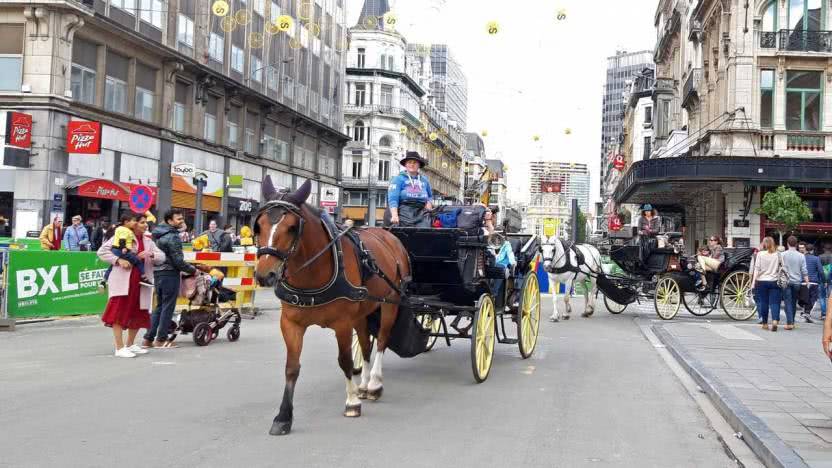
top-left (517, 271), bottom-right (541, 359)
top-left (654, 276), bottom-right (681, 320)
top-left (682, 291), bottom-right (716, 316)
top-left (419, 315), bottom-right (442, 352)
top-left (471, 294), bottom-right (496, 383)
top-left (604, 295), bottom-right (628, 314)
top-left (720, 271), bottom-right (757, 321)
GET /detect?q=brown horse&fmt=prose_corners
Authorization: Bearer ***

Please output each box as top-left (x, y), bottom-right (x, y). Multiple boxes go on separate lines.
top-left (254, 177), bottom-right (411, 436)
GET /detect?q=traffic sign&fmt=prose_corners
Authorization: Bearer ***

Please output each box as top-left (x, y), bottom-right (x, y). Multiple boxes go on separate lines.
top-left (129, 185), bottom-right (154, 213)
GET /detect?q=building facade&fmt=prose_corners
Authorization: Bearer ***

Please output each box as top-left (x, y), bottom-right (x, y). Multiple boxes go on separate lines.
top-left (462, 131), bottom-right (486, 203)
top-left (427, 44), bottom-right (467, 130)
top-left (0, 0), bottom-right (348, 237)
top-left (341, 0), bottom-right (463, 225)
top-left (615, 0), bottom-right (832, 252)
top-left (600, 50), bottom-right (654, 200)
top-left (529, 161), bottom-right (590, 213)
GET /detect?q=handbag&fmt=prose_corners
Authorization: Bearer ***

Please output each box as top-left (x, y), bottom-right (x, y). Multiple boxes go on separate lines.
top-left (776, 254), bottom-right (789, 289)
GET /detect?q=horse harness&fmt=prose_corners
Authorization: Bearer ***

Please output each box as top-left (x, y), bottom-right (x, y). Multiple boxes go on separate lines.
top-left (549, 238), bottom-right (586, 276)
top-left (255, 199), bottom-right (405, 308)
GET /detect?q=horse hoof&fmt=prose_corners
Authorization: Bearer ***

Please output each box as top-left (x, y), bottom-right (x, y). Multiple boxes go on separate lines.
top-left (563, 316), bottom-right (570, 321)
top-left (344, 404), bottom-right (362, 417)
top-left (367, 386), bottom-right (383, 401)
top-left (549, 316), bottom-right (559, 322)
top-left (269, 420), bottom-right (292, 436)
top-left (357, 388), bottom-right (369, 400)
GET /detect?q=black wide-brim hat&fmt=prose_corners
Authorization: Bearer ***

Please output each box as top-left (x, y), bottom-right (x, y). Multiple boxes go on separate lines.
top-left (400, 151), bottom-right (427, 168)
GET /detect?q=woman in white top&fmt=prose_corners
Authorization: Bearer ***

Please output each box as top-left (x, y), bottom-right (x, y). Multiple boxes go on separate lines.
top-left (752, 237), bottom-right (783, 331)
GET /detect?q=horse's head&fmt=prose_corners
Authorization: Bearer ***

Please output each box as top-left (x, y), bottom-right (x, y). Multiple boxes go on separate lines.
top-left (541, 238), bottom-right (563, 271)
top-left (254, 177), bottom-right (311, 287)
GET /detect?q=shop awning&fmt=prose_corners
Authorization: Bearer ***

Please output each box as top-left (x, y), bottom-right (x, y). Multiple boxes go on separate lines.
top-left (65, 178), bottom-right (158, 203)
top-left (613, 156), bottom-right (832, 205)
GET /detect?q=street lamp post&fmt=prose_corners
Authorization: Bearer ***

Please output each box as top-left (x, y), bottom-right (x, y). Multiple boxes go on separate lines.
top-left (193, 172), bottom-right (208, 234)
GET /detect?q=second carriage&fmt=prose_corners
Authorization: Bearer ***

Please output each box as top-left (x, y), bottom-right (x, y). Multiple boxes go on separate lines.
top-left (353, 227), bottom-right (544, 383)
top-left (599, 233), bottom-right (757, 321)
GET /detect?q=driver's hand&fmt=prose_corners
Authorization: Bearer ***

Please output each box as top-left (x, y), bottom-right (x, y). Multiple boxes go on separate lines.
top-left (390, 215), bottom-right (400, 225)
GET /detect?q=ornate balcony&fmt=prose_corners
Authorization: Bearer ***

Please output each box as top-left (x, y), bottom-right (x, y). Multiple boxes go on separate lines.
top-left (787, 133), bottom-right (825, 151)
top-left (760, 31), bottom-right (777, 49)
top-left (682, 68), bottom-right (702, 108)
top-left (778, 29), bottom-right (832, 52)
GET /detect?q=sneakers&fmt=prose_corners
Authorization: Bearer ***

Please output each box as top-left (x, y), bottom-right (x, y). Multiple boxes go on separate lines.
top-left (114, 347), bottom-right (136, 358)
top-left (127, 344), bottom-right (149, 355)
top-left (801, 314), bottom-right (814, 324)
top-left (139, 276), bottom-right (154, 287)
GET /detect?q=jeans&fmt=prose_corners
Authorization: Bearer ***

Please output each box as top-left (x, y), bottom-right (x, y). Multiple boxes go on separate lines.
top-left (804, 283), bottom-right (820, 315)
top-left (144, 273), bottom-right (180, 342)
top-left (820, 282), bottom-right (828, 318)
top-left (756, 281), bottom-right (782, 324)
top-left (783, 282), bottom-right (801, 325)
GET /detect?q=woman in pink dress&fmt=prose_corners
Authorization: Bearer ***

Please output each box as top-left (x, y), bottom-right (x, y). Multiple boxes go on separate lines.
top-left (98, 213), bottom-right (166, 358)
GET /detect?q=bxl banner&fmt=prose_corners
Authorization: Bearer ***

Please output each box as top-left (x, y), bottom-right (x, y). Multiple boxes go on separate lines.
top-left (6, 251), bottom-right (109, 318)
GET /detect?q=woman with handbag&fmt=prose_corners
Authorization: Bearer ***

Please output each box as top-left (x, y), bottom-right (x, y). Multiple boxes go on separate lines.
top-left (752, 237), bottom-right (785, 331)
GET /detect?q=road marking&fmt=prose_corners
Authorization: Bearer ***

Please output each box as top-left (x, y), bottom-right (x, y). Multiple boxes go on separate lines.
top-left (704, 324), bottom-right (763, 341)
top-left (152, 361), bottom-right (176, 365)
top-left (521, 365), bottom-right (535, 375)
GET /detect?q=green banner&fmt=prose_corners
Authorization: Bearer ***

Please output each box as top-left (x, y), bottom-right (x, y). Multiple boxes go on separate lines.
top-left (5, 251), bottom-right (109, 318)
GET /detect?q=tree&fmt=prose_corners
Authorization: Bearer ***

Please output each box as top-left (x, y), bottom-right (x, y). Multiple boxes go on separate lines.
top-left (564, 210), bottom-right (588, 243)
top-left (755, 185), bottom-right (812, 244)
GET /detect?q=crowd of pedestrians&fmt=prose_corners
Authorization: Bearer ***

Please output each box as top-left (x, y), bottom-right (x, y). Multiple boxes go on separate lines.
top-left (751, 235), bottom-right (829, 332)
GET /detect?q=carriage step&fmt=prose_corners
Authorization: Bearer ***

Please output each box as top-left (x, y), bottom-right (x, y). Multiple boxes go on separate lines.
top-left (499, 338), bottom-right (518, 345)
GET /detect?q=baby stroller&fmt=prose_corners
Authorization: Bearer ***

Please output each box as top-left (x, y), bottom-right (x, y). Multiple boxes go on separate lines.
top-left (168, 271), bottom-right (242, 346)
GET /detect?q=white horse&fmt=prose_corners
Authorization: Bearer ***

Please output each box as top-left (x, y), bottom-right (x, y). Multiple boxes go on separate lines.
top-left (542, 238), bottom-right (603, 322)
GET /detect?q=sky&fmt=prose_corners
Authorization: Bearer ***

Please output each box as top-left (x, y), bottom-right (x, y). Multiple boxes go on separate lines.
top-left (345, 0), bottom-right (658, 205)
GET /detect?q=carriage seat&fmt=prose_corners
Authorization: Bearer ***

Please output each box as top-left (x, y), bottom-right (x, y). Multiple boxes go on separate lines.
top-left (664, 232), bottom-right (683, 242)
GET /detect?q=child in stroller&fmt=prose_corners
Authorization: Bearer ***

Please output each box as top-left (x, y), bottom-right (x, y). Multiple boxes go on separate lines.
top-left (167, 269), bottom-right (242, 346)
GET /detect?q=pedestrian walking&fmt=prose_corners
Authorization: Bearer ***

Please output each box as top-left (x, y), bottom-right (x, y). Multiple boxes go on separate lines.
top-left (819, 243), bottom-right (832, 320)
top-left (91, 217), bottom-right (111, 251)
top-left (201, 219), bottom-right (233, 252)
top-left (802, 243), bottom-right (824, 323)
top-left (178, 222), bottom-right (191, 243)
top-left (752, 237), bottom-right (783, 331)
top-left (224, 224), bottom-right (238, 245)
top-left (749, 240), bottom-right (766, 323)
top-left (98, 213), bottom-right (165, 358)
top-left (145, 209), bottom-right (210, 349)
top-left (63, 215), bottom-right (90, 251)
top-left (38, 216), bottom-right (63, 250)
top-left (782, 236), bottom-right (809, 330)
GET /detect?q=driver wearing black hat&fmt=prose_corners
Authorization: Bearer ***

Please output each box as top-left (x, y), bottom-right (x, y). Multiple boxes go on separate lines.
top-left (387, 151), bottom-right (433, 227)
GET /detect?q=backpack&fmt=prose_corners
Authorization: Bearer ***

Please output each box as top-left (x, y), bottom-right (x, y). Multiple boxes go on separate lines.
top-left (456, 206), bottom-right (487, 234)
top-left (435, 207), bottom-right (461, 228)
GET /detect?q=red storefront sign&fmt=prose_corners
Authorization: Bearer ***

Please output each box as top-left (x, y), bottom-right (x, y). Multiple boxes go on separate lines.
top-left (66, 120), bottom-right (102, 154)
top-left (608, 215), bottom-right (623, 231)
top-left (5, 111), bottom-right (33, 148)
top-left (613, 154), bottom-right (626, 171)
top-left (76, 179), bottom-right (158, 203)
top-left (541, 181), bottom-right (562, 193)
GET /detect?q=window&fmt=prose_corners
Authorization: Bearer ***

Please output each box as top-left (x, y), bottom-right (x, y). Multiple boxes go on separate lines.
top-left (135, 88), bottom-right (154, 121)
top-left (761, 69), bottom-right (775, 128)
top-left (379, 135), bottom-right (392, 147)
top-left (252, 0), bottom-right (264, 16)
top-left (0, 25), bottom-right (24, 92)
top-left (173, 81), bottom-right (188, 133)
top-left (377, 160), bottom-right (390, 181)
top-left (644, 106), bottom-right (652, 124)
top-left (763, 1), bottom-right (777, 32)
top-left (357, 48), bottom-right (365, 68)
top-left (245, 112), bottom-right (257, 154)
top-left (351, 156), bottom-right (363, 178)
top-left (785, 70), bottom-right (821, 131)
top-left (71, 65), bottom-right (96, 104)
top-left (209, 33), bottom-right (224, 62)
top-left (379, 54), bottom-right (387, 69)
top-left (111, 0), bottom-right (136, 14)
top-left (270, 2), bottom-right (281, 24)
top-left (204, 96), bottom-right (217, 143)
top-left (139, 0), bottom-right (163, 27)
top-left (643, 137), bottom-right (651, 160)
top-left (788, 0), bottom-right (823, 31)
top-left (388, 56), bottom-right (394, 71)
top-left (347, 191), bottom-right (368, 206)
top-left (177, 14), bottom-right (194, 47)
top-left (104, 51), bottom-right (128, 114)
top-left (353, 120), bottom-right (365, 142)
top-left (231, 45), bottom-right (244, 73)
top-left (355, 83), bottom-right (366, 106)
top-left (250, 55), bottom-right (263, 83)
top-left (226, 106), bottom-right (239, 148)
top-left (380, 85), bottom-right (393, 107)
top-left (284, 76), bottom-right (294, 99)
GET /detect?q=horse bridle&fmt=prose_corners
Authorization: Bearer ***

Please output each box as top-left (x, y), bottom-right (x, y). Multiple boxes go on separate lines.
top-left (254, 199), bottom-right (306, 273)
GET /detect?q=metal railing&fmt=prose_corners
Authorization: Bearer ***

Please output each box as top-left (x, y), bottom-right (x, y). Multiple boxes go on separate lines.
top-left (760, 31), bottom-right (777, 49)
top-left (778, 29), bottom-right (832, 52)
top-left (682, 68), bottom-right (702, 107)
top-left (786, 133), bottom-right (825, 151)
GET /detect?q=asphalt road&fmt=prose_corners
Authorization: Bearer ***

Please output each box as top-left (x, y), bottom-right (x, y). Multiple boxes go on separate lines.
top-left (0, 294), bottom-right (742, 468)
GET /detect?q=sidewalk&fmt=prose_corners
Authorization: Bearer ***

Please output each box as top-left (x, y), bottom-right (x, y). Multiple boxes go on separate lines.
top-left (654, 318), bottom-right (832, 467)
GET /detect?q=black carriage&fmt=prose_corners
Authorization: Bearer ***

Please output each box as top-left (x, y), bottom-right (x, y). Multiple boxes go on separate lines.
top-left (354, 228), bottom-right (543, 382)
top-left (600, 235), bottom-right (757, 321)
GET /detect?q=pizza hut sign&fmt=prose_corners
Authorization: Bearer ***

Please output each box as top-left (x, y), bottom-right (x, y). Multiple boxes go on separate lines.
top-left (5, 111), bottom-right (33, 148)
top-left (66, 120), bottom-right (102, 154)
top-left (608, 215), bottom-right (623, 232)
top-left (613, 154), bottom-right (626, 171)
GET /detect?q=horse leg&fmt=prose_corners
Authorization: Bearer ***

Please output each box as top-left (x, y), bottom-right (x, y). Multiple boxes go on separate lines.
top-left (367, 303), bottom-right (396, 401)
top-left (269, 314), bottom-right (305, 436)
top-left (355, 314), bottom-right (374, 399)
top-left (335, 322), bottom-right (362, 418)
top-left (583, 275), bottom-right (598, 317)
top-left (563, 278), bottom-right (573, 320)
top-left (549, 274), bottom-right (560, 322)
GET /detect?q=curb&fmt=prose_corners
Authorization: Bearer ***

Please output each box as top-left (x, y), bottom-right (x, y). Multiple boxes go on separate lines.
top-left (652, 324), bottom-right (810, 468)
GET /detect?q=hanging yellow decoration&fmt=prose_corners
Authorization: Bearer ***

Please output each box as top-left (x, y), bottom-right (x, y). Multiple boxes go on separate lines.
top-left (299, 1), bottom-right (313, 20)
top-left (289, 37), bottom-right (302, 49)
top-left (533, 134), bottom-right (541, 141)
top-left (266, 21), bottom-right (281, 35)
top-left (305, 22), bottom-right (321, 37)
top-left (429, 132), bottom-right (438, 141)
top-left (211, 0), bottom-right (230, 17)
top-left (248, 32), bottom-right (264, 49)
top-left (399, 125), bottom-right (407, 134)
top-left (276, 15), bottom-right (294, 32)
top-left (481, 130), bottom-right (488, 137)
top-left (556, 9), bottom-right (567, 21)
top-left (235, 9), bottom-right (252, 25)
top-left (383, 12), bottom-right (397, 30)
top-left (564, 128), bottom-right (572, 135)
top-left (364, 16), bottom-right (378, 29)
top-left (486, 20), bottom-right (499, 35)
top-left (220, 15), bottom-right (237, 32)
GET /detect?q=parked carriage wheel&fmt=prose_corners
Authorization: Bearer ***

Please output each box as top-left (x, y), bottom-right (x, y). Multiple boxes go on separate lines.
top-left (471, 294), bottom-right (496, 383)
top-left (720, 271), bottom-right (757, 321)
top-left (193, 322), bottom-right (212, 346)
top-left (517, 271), bottom-right (541, 359)
top-left (682, 291), bottom-right (716, 316)
top-left (604, 295), bottom-right (628, 314)
top-left (654, 276), bottom-right (681, 320)
top-left (419, 315), bottom-right (442, 352)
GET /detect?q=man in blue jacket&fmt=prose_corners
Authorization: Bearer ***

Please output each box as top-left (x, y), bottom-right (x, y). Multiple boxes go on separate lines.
top-left (63, 215), bottom-right (91, 251)
top-left (802, 243), bottom-right (824, 323)
top-left (387, 151), bottom-right (433, 227)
